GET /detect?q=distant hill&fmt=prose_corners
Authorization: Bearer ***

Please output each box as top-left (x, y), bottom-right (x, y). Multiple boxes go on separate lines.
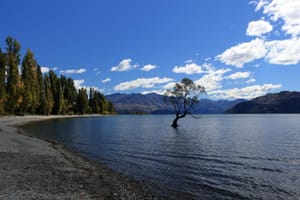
top-left (226, 91), bottom-right (300, 113)
top-left (106, 93), bottom-right (245, 114)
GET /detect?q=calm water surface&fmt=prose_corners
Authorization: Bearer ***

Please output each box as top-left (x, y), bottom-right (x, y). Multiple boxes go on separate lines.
top-left (24, 115), bottom-right (300, 199)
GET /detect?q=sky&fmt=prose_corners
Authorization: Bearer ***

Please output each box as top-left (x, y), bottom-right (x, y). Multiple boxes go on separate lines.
top-left (1, 0), bottom-right (299, 99)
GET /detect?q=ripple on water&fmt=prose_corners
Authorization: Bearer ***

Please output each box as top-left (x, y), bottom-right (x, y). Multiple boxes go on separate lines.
top-left (23, 115), bottom-right (300, 199)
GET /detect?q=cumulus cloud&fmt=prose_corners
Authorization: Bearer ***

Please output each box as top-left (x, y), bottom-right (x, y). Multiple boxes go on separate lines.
top-left (41, 67), bottom-right (50, 74)
top-left (218, 1), bottom-right (300, 67)
top-left (73, 79), bottom-right (85, 89)
top-left (101, 78), bottom-right (111, 83)
top-left (140, 82), bottom-right (177, 95)
top-left (163, 82), bottom-right (177, 90)
top-left (195, 69), bottom-right (231, 91)
top-left (216, 38), bottom-right (267, 68)
top-left (256, 0), bottom-right (300, 36)
top-left (41, 66), bottom-right (58, 74)
top-left (246, 19), bottom-right (273, 36)
top-left (114, 77), bottom-right (173, 91)
top-left (60, 68), bottom-right (87, 74)
top-left (111, 58), bottom-right (138, 72)
top-left (226, 71), bottom-right (251, 80)
top-left (246, 78), bottom-right (256, 84)
top-left (141, 64), bottom-right (157, 71)
top-left (265, 37), bottom-right (300, 65)
top-left (209, 83), bottom-right (282, 99)
top-left (173, 62), bottom-right (213, 74)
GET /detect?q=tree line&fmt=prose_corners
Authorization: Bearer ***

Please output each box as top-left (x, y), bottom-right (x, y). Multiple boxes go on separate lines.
top-left (0, 36), bottom-right (114, 115)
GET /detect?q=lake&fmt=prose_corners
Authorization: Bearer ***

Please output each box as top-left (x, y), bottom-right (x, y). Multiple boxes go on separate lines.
top-left (23, 115), bottom-right (300, 199)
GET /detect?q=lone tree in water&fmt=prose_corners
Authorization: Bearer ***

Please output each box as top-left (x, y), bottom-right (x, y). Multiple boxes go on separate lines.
top-left (165, 78), bottom-right (205, 128)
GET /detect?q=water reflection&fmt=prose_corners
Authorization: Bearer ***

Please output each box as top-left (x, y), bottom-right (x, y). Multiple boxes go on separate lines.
top-left (23, 115), bottom-right (300, 200)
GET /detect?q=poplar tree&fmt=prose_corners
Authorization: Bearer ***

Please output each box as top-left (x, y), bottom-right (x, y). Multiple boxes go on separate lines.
top-left (40, 74), bottom-right (54, 115)
top-left (49, 70), bottom-right (63, 114)
top-left (107, 101), bottom-right (115, 113)
top-left (5, 36), bottom-right (22, 114)
top-left (36, 65), bottom-right (43, 114)
top-left (21, 49), bottom-right (40, 114)
top-left (0, 49), bottom-right (6, 114)
top-left (89, 87), bottom-right (98, 113)
top-left (76, 88), bottom-right (88, 114)
top-left (1, 36), bottom-right (114, 116)
top-left (61, 76), bottom-right (77, 114)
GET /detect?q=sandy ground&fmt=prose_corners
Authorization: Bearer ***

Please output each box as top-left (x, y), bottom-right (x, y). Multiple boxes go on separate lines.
top-left (0, 115), bottom-right (156, 200)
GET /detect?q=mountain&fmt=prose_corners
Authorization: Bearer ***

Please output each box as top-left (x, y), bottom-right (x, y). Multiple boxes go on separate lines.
top-left (226, 91), bottom-right (300, 113)
top-left (106, 93), bottom-right (245, 114)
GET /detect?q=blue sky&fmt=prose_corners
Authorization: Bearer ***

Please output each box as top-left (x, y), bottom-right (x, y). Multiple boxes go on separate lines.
top-left (1, 0), bottom-right (299, 99)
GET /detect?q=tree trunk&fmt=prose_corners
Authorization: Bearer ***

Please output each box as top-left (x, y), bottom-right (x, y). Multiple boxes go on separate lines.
top-left (171, 116), bottom-right (179, 128)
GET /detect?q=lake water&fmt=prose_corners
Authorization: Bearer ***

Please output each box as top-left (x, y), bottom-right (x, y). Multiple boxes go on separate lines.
top-left (23, 115), bottom-right (300, 199)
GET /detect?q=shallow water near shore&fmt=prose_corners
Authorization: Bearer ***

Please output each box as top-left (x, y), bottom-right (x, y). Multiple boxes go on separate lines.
top-left (23, 114), bottom-right (300, 199)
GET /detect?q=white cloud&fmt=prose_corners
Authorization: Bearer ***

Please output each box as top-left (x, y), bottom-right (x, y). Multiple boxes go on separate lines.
top-left (140, 82), bottom-right (177, 95)
top-left (141, 90), bottom-right (166, 95)
top-left (163, 82), bottom-right (176, 90)
top-left (195, 68), bottom-right (231, 91)
top-left (256, 0), bottom-right (300, 36)
top-left (209, 83), bottom-right (282, 99)
top-left (265, 37), bottom-right (300, 65)
top-left (73, 79), bottom-right (85, 89)
top-left (246, 19), bottom-right (273, 36)
top-left (205, 57), bottom-right (211, 62)
top-left (226, 71), bottom-right (251, 80)
top-left (111, 58), bottom-right (138, 72)
top-left (141, 64), bottom-right (157, 71)
top-left (114, 77), bottom-right (173, 91)
top-left (251, 0), bottom-right (268, 11)
top-left (216, 38), bottom-right (267, 68)
top-left (246, 78), bottom-right (256, 84)
top-left (172, 62), bottom-right (213, 74)
top-left (101, 78), bottom-right (111, 83)
top-left (41, 67), bottom-right (50, 74)
top-left (89, 86), bottom-right (102, 92)
top-left (184, 59), bottom-right (193, 64)
top-left (218, 1), bottom-right (300, 67)
top-left (41, 66), bottom-right (58, 74)
top-left (93, 67), bottom-right (101, 75)
top-left (60, 68), bottom-right (87, 74)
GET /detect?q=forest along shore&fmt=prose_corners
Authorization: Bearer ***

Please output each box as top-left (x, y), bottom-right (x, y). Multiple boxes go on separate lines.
top-left (0, 115), bottom-right (155, 200)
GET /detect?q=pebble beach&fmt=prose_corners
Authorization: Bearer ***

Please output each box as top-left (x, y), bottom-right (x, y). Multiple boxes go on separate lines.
top-left (0, 115), bottom-right (154, 200)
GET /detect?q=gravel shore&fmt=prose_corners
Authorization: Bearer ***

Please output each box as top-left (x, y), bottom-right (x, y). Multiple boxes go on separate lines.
top-left (0, 115), bottom-right (155, 200)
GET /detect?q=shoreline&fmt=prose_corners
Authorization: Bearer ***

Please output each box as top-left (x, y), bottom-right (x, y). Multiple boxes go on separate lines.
top-left (0, 115), bottom-right (155, 199)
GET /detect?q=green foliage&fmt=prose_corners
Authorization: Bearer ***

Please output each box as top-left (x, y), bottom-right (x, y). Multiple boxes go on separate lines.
top-left (76, 88), bottom-right (89, 114)
top-left (61, 76), bottom-right (77, 114)
top-left (0, 49), bottom-right (6, 114)
top-left (41, 74), bottom-right (54, 115)
top-left (49, 70), bottom-right (64, 114)
top-left (5, 36), bottom-right (22, 114)
top-left (165, 78), bottom-right (205, 128)
top-left (36, 65), bottom-right (44, 114)
top-left (20, 49), bottom-right (40, 114)
top-left (89, 88), bottom-right (103, 113)
top-left (0, 36), bottom-right (114, 116)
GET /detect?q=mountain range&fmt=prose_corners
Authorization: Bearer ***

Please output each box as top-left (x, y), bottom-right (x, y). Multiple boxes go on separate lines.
top-left (226, 91), bottom-right (300, 113)
top-left (106, 91), bottom-right (300, 114)
top-left (106, 93), bottom-right (244, 114)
